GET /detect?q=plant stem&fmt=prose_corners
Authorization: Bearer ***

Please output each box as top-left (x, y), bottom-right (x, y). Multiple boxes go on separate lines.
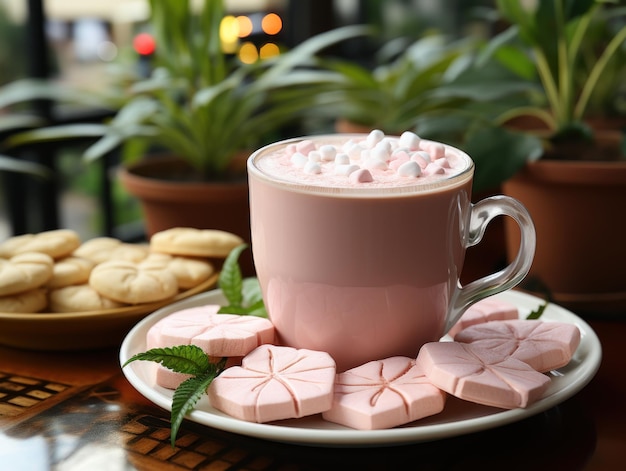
top-left (575, 24), bottom-right (626, 120)
top-left (554, 0), bottom-right (572, 127)
top-left (533, 48), bottom-right (561, 126)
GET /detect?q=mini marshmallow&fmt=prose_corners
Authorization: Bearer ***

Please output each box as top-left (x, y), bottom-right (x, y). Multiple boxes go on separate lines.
top-left (370, 146), bottom-right (391, 162)
top-left (411, 151), bottom-right (431, 168)
top-left (366, 129), bottom-right (385, 147)
top-left (422, 142), bottom-right (445, 159)
top-left (335, 164), bottom-right (361, 176)
top-left (397, 160), bottom-right (422, 177)
top-left (290, 152), bottom-right (308, 167)
top-left (308, 150), bottom-right (321, 162)
top-left (424, 162), bottom-right (445, 176)
top-left (399, 131), bottom-right (421, 150)
top-left (391, 149), bottom-right (410, 161)
top-left (349, 168), bottom-right (374, 184)
top-left (346, 144), bottom-right (365, 160)
top-left (364, 157), bottom-right (388, 170)
top-left (285, 143), bottom-right (298, 156)
top-left (434, 157), bottom-right (450, 168)
top-left (335, 153), bottom-right (350, 165)
top-left (296, 139), bottom-right (316, 155)
top-left (319, 145), bottom-right (337, 161)
top-left (304, 161), bottom-right (322, 175)
top-left (389, 157), bottom-right (409, 171)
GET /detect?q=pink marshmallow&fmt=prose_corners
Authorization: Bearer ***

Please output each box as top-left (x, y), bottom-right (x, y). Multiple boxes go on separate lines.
top-left (454, 320), bottom-right (581, 373)
top-left (208, 344), bottom-right (336, 423)
top-left (322, 356), bottom-right (446, 430)
top-left (448, 297), bottom-right (519, 337)
top-left (296, 139), bottom-right (316, 155)
top-left (349, 168), bottom-right (374, 184)
top-left (416, 341), bottom-right (550, 409)
top-left (146, 305), bottom-right (275, 357)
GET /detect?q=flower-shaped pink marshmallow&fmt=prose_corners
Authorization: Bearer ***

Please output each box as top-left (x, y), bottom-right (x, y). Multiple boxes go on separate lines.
top-left (208, 344), bottom-right (336, 423)
top-left (448, 297), bottom-right (519, 337)
top-left (454, 320), bottom-right (581, 373)
top-left (322, 356), bottom-right (446, 430)
top-left (146, 305), bottom-right (275, 357)
top-left (417, 341), bottom-right (550, 409)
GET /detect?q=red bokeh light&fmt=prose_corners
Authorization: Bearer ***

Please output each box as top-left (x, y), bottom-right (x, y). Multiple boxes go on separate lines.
top-left (133, 33), bottom-right (156, 56)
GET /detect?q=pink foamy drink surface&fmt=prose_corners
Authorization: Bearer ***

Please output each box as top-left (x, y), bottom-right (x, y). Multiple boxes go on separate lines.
top-left (254, 130), bottom-right (472, 191)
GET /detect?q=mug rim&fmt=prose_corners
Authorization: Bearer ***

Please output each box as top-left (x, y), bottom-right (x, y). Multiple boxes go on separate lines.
top-left (247, 134), bottom-right (475, 198)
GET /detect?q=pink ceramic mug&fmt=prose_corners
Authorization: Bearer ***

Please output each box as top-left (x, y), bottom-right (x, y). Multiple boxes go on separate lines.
top-left (247, 133), bottom-right (535, 371)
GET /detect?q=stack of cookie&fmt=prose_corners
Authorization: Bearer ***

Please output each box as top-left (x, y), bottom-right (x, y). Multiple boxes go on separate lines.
top-left (0, 227), bottom-right (243, 313)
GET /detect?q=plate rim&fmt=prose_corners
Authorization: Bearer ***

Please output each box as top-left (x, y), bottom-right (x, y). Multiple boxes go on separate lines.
top-left (119, 289), bottom-right (602, 447)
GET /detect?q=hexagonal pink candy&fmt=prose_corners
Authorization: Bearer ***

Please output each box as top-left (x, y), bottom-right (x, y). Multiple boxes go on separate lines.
top-left (208, 344), bottom-right (336, 423)
top-left (448, 297), bottom-right (519, 337)
top-left (322, 356), bottom-right (446, 430)
top-left (146, 304), bottom-right (275, 357)
top-left (454, 320), bottom-right (581, 373)
top-left (417, 341), bottom-right (550, 409)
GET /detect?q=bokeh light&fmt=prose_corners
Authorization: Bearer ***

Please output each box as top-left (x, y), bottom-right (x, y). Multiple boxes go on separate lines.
top-left (260, 43), bottom-right (280, 59)
top-left (236, 16), bottom-right (254, 38)
top-left (239, 42), bottom-right (259, 64)
top-left (133, 33), bottom-right (156, 56)
top-left (220, 15), bottom-right (239, 54)
top-left (262, 13), bottom-right (282, 35)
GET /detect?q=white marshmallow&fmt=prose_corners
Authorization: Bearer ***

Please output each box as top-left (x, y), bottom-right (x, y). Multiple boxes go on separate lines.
top-left (296, 139), bottom-right (316, 155)
top-left (304, 161), bottom-right (322, 174)
top-left (349, 168), bottom-right (374, 184)
top-left (290, 152), bottom-right (308, 167)
top-left (335, 164), bottom-right (360, 176)
top-left (434, 157), bottom-right (450, 168)
top-left (364, 157), bottom-right (388, 170)
top-left (308, 150), bottom-right (321, 162)
top-left (335, 153), bottom-right (350, 165)
top-left (411, 151), bottom-right (431, 168)
top-left (423, 142), bottom-right (445, 159)
top-left (366, 129), bottom-right (385, 147)
top-left (397, 160), bottom-right (422, 177)
top-left (346, 144), bottom-right (365, 160)
top-left (319, 145), bottom-right (337, 162)
top-left (399, 131), bottom-right (421, 150)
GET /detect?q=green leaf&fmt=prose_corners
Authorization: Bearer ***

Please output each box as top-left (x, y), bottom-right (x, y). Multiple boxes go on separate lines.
top-left (526, 301), bottom-right (549, 320)
top-left (122, 345), bottom-right (210, 375)
top-left (217, 244), bottom-right (248, 309)
top-left (170, 362), bottom-right (225, 447)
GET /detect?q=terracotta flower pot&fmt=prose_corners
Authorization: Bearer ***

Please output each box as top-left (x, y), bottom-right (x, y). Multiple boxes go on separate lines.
top-left (503, 156), bottom-right (626, 314)
top-left (118, 155), bottom-right (254, 275)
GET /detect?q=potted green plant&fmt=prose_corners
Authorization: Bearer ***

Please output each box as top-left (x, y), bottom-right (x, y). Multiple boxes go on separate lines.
top-left (2, 1), bottom-right (370, 268)
top-left (482, 0), bottom-right (626, 313)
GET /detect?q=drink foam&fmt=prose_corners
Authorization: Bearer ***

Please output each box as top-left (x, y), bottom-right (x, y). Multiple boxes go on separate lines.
top-left (251, 130), bottom-right (472, 191)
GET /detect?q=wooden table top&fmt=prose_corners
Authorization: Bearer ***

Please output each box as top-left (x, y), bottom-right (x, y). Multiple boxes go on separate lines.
top-left (1, 311), bottom-right (623, 471)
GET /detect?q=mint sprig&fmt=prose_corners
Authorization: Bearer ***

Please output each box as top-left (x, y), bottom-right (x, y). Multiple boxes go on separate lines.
top-left (123, 345), bottom-right (226, 446)
top-left (218, 243), bottom-right (267, 317)
top-left (122, 245), bottom-right (267, 446)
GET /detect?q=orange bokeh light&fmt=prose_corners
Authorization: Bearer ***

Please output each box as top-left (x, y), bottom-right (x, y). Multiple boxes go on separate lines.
top-left (262, 13), bottom-right (282, 35)
top-left (236, 16), bottom-right (253, 38)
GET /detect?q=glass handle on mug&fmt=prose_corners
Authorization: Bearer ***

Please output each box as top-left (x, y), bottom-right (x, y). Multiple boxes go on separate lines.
top-left (445, 195), bottom-right (536, 333)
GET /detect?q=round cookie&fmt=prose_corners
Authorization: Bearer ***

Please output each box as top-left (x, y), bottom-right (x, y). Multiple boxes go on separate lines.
top-left (49, 284), bottom-right (126, 312)
top-left (0, 288), bottom-right (48, 313)
top-left (73, 237), bottom-right (150, 264)
top-left (89, 260), bottom-right (178, 304)
top-left (47, 256), bottom-right (96, 288)
top-left (141, 253), bottom-right (215, 289)
top-left (150, 227), bottom-right (244, 258)
top-left (0, 229), bottom-right (80, 259)
top-left (0, 252), bottom-right (54, 296)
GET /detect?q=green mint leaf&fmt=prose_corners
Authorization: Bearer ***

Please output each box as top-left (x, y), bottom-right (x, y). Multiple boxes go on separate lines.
top-left (242, 277), bottom-right (264, 307)
top-left (170, 364), bottom-right (224, 447)
top-left (526, 300), bottom-right (549, 320)
top-left (218, 243), bottom-right (247, 309)
top-left (122, 345), bottom-right (210, 375)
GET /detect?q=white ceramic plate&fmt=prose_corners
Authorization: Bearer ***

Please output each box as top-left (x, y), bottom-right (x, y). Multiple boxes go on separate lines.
top-left (119, 289), bottom-right (602, 447)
